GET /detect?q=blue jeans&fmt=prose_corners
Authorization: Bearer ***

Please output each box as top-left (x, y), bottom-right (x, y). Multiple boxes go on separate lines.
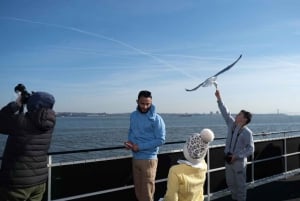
top-left (225, 160), bottom-right (247, 201)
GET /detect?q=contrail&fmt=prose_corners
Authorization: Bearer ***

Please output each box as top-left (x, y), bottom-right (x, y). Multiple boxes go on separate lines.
top-left (0, 16), bottom-right (196, 79)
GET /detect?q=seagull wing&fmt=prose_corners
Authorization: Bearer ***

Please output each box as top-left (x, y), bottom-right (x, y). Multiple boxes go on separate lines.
top-left (185, 54), bottom-right (242, 92)
top-left (213, 54), bottom-right (242, 77)
top-left (185, 76), bottom-right (217, 91)
top-left (185, 80), bottom-right (206, 91)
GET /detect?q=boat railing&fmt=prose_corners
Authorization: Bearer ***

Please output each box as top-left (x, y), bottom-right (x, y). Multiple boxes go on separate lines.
top-left (1, 130), bottom-right (300, 201)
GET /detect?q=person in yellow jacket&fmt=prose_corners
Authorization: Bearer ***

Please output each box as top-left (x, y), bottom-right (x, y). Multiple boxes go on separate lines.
top-left (160, 128), bottom-right (215, 201)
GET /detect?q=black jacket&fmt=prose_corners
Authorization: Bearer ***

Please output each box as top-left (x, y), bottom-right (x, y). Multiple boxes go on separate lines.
top-left (0, 101), bottom-right (56, 188)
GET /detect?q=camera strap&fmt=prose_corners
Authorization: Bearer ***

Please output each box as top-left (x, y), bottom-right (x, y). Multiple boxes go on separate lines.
top-left (228, 124), bottom-right (243, 153)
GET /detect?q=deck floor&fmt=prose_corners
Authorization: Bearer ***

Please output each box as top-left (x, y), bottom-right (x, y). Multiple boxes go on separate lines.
top-left (212, 173), bottom-right (300, 201)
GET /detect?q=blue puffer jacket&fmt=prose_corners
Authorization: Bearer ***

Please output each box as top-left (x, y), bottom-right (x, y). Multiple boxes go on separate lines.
top-left (128, 104), bottom-right (166, 160)
top-left (0, 101), bottom-right (56, 188)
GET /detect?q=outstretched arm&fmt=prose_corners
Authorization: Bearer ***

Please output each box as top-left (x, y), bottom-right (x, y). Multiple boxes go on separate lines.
top-left (215, 89), bottom-right (234, 126)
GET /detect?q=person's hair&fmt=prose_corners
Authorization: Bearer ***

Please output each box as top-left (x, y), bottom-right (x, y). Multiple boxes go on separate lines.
top-left (138, 90), bottom-right (152, 99)
top-left (241, 110), bottom-right (252, 124)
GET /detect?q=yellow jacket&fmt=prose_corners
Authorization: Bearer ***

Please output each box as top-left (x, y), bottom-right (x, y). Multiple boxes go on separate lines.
top-left (163, 160), bottom-right (207, 201)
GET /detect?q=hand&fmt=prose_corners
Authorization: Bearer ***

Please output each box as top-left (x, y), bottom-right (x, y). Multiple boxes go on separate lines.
top-left (132, 144), bottom-right (139, 152)
top-left (215, 90), bottom-right (221, 101)
top-left (229, 155), bottom-right (237, 164)
top-left (16, 95), bottom-right (22, 107)
top-left (124, 141), bottom-right (133, 150)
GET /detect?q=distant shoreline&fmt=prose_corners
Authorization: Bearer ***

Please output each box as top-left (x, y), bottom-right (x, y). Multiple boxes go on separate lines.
top-left (55, 112), bottom-right (297, 117)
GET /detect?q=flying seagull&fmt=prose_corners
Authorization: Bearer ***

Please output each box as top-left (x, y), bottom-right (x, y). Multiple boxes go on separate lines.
top-left (185, 54), bottom-right (242, 92)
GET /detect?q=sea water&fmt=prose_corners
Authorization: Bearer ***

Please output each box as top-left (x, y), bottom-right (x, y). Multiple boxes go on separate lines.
top-left (1, 113), bottom-right (300, 162)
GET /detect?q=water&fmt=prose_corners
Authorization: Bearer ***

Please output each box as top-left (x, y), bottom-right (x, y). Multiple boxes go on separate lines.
top-left (1, 113), bottom-right (300, 162)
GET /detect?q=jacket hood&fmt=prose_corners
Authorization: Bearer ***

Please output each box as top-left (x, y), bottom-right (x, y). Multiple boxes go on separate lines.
top-left (147, 104), bottom-right (156, 118)
top-left (26, 91), bottom-right (55, 112)
top-left (28, 108), bottom-right (56, 131)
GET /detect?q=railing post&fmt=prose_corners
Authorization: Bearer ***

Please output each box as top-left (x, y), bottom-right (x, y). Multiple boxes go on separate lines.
top-left (251, 152), bottom-right (255, 185)
top-left (48, 155), bottom-right (52, 201)
top-left (206, 147), bottom-right (211, 201)
top-left (283, 132), bottom-right (288, 178)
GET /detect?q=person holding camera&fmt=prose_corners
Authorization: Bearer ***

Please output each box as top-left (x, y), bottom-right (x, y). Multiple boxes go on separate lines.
top-left (215, 89), bottom-right (254, 201)
top-left (0, 84), bottom-right (56, 201)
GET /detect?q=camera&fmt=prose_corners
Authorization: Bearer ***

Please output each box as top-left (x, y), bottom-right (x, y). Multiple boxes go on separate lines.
top-left (225, 152), bottom-right (233, 163)
top-left (14, 83), bottom-right (31, 104)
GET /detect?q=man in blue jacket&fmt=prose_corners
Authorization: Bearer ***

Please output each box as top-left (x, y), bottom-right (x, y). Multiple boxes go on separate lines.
top-left (125, 90), bottom-right (166, 201)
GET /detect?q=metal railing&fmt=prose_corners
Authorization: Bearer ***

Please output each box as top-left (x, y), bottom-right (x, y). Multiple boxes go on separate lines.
top-left (1, 130), bottom-right (300, 201)
top-left (44, 130), bottom-right (300, 201)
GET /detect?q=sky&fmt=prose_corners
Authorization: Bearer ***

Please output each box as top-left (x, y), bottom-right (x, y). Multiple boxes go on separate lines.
top-left (0, 0), bottom-right (300, 114)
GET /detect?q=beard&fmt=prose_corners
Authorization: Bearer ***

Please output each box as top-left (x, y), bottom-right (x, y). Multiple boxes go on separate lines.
top-left (137, 106), bottom-right (150, 113)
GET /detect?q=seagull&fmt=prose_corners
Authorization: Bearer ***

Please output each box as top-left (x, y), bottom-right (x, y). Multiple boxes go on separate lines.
top-left (185, 54), bottom-right (242, 92)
